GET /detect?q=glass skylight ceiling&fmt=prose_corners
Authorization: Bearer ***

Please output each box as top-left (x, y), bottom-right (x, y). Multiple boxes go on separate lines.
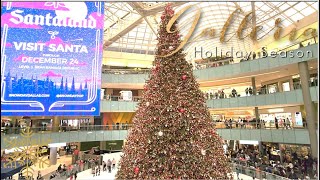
top-left (104, 2), bottom-right (318, 61)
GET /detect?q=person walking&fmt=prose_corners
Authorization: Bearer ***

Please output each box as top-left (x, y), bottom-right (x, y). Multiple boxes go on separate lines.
top-left (285, 118), bottom-right (291, 129)
top-left (95, 166), bottom-right (99, 176)
top-left (112, 158), bottom-right (116, 169)
top-left (37, 171), bottom-right (42, 180)
top-left (107, 159), bottom-right (112, 173)
top-left (103, 161), bottom-right (107, 171)
top-left (92, 165), bottom-right (96, 177)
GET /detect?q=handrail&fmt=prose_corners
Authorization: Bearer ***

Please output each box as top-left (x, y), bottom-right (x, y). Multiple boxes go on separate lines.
top-left (102, 95), bottom-right (142, 102)
top-left (232, 162), bottom-right (290, 180)
top-left (101, 83), bottom-right (317, 102)
top-left (1, 122), bottom-right (308, 136)
top-left (214, 121), bottom-right (307, 130)
top-left (278, 37), bottom-right (317, 52)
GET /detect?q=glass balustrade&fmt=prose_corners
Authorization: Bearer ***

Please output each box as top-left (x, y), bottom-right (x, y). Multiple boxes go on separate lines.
top-left (1, 121), bottom-right (309, 136)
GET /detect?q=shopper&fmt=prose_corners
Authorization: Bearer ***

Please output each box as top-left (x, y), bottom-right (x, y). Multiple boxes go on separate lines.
top-left (103, 161), bottom-right (107, 171)
top-left (240, 119), bottom-right (244, 129)
top-left (274, 117), bottom-right (279, 129)
top-left (37, 171), bottom-right (42, 180)
top-left (69, 173), bottom-right (74, 180)
top-left (107, 159), bottom-right (112, 173)
top-left (245, 88), bottom-right (249, 96)
top-left (285, 118), bottom-right (291, 129)
top-left (112, 158), bottom-right (116, 169)
top-left (249, 87), bottom-right (253, 96)
top-left (92, 166), bottom-right (96, 177)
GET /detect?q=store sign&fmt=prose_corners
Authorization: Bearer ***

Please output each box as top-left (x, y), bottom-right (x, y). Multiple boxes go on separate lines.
top-left (120, 91), bottom-right (133, 101)
top-left (1, 2), bottom-right (104, 116)
top-left (295, 112), bottom-right (303, 126)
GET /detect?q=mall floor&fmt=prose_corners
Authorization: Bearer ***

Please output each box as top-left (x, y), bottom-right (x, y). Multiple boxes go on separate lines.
top-left (12, 155), bottom-right (72, 180)
top-left (66, 167), bottom-right (255, 180)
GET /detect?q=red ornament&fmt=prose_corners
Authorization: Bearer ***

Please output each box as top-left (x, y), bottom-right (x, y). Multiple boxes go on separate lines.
top-left (134, 167), bottom-right (139, 174)
top-left (182, 75), bottom-right (187, 80)
top-left (179, 108), bottom-right (185, 113)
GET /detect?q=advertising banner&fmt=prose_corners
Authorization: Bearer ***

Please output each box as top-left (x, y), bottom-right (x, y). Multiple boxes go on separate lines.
top-left (294, 112), bottom-right (303, 126)
top-left (1, 2), bottom-right (104, 116)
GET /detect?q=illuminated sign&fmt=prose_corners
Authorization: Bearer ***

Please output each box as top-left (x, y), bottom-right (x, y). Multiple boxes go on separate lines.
top-left (1, 2), bottom-right (104, 116)
top-left (160, 4), bottom-right (317, 57)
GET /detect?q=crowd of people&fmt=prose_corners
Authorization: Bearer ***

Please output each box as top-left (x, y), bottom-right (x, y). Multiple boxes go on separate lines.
top-left (46, 157), bottom-right (118, 180)
top-left (217, 117), bottom-right (297, 130)
top-left (203, 87), bottom-right (256, 100)
top-left (230, 147), bottom-right (318, 179)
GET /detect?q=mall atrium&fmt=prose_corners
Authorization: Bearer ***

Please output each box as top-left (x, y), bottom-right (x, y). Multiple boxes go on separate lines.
top-left (1, 1), bottom-right (319, 180)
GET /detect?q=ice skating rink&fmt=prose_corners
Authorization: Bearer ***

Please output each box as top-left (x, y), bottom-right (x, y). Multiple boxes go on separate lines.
top-left (67, 152), bottom-right (256, 180)
top-left (67, 167), bottom-right (256, 180)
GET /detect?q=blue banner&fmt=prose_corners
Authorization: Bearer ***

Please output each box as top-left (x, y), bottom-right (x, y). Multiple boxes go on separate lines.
top-left (1, 2), bottom-right (104, 116)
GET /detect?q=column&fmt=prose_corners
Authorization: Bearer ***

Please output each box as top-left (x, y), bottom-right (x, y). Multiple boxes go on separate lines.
top-left (289, 78), bottom-right (294, 90)
top-left (278, 82), bottom-right (283, 92)
top-left (100, 141), bottom-right (106, 150)
top-left (52, 116), bottom-right (60, 132)
top-left (50, 147), bottom-right (57, 165)
top-left (259, 142), bottom-right (263, 156)
top-left (298, 61), bottom-right (318, 158)
top-left (251, 77), bottom-right (256, 95)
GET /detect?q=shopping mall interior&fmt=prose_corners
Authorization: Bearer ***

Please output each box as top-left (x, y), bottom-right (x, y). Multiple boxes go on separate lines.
top-left (1, 1), bottom-right (319, 180)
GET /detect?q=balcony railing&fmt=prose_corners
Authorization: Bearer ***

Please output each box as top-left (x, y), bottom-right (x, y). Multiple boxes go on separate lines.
top-left (232, 162), bottom-right (290, 180)
top-left (1, 121), bottom-right (309, 136)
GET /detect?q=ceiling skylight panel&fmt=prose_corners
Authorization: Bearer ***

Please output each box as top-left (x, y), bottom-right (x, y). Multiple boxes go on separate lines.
top-left (290, 13), bottom-right (304, 21)
top-left (281, 19), bottom-right (292, 27)
top-left (300, 7), bottom-right (316, 17)
top-left (294, 2), bottom-right (308, 10)
top-left (311, 2), bottom-right (318, 10)
top-left (284, 8), bottom-right (297, 17)
top-left (279, 3), bottom-right (290, 11)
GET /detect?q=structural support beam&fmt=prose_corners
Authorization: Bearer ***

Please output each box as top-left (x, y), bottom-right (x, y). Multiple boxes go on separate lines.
top-left (52, 116), bottom-right (60, 132)
top-left (104, 2), bottom-right (187, 49)
top-left (104, 17), bottom-right (144, 48)
top-left (251, 77), bottom-right (257, 95)
top-left (50, 147), bottom-right (57, 165)
top-left (251, 2), bottom-right (258, 46)
top-left (298, 61), bottom-right (318, 159)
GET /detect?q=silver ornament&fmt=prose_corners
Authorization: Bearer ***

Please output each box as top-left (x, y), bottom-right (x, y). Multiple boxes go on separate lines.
top-left (201, 149), bottom-right (206, 155)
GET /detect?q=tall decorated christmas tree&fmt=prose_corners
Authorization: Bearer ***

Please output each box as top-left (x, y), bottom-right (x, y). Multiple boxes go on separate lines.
top-left (116, 4), bottom-right (232, 179)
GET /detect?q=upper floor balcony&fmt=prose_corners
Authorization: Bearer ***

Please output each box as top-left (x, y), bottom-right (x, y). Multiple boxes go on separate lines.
top-left (102, 43), bottom-right (318, 84)
top-left (1, 124), bottom-right (312, 149)
top-left (100, 85), bottom-right (318, 112)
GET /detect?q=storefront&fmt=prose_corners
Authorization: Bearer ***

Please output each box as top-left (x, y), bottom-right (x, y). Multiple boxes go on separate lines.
top-left (259, 112), bottom-right (292, 128)
top-left (60, 118), bottom-right (91, 130)
top-left (259, 106), bottom-right (304, 128)
top-left (210, 109), bottom-right (254, 122)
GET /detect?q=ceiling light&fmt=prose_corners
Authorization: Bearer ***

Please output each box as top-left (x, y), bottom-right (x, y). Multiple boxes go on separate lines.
top-left (268, 108), bottom-right (284, 113)
top-left (310, 67), bottom-right (313, 69)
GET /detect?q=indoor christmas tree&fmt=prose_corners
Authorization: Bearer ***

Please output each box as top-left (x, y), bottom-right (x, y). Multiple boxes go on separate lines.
top-left (116, 4), bottom-right (232, 179)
